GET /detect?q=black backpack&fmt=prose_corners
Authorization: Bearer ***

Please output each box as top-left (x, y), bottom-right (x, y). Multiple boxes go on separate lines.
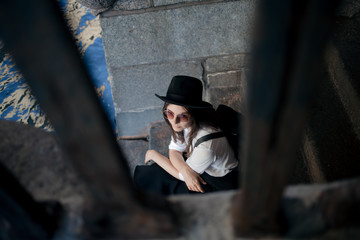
top-left (194, 104), bottom-right (243, 159)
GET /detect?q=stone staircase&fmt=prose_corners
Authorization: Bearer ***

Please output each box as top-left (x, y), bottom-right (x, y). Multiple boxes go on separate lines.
top-left (118, 120), bottom-right (172, 176)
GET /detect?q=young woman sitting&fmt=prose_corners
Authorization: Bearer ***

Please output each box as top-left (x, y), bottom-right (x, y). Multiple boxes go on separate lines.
top-left (134, 75), bottom-right (239, 195)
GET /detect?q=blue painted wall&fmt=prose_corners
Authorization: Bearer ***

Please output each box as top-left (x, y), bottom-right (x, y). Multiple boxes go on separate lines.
top-left (0, 0), bottom-right (117, 134)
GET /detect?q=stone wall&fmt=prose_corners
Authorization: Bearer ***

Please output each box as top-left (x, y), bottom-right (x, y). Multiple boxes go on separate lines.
top-left (94, 0), bottom-right (360, 184)
top-left (99, 0), bottom-right (255, 137)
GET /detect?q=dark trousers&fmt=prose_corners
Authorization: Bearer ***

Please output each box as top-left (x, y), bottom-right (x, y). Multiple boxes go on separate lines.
top-left (133, 163), bottom-right (239, 196)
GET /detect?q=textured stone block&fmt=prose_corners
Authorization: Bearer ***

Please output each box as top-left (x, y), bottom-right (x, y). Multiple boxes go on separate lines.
top-left (282, 178), bottom-right (360, 238)
top-left (206, 86), bottom-right (242, 113)
top-left (109, 60), bottom-right (202, 112)
top-left (0, 120), bottom-right (89, 237)
top-left (77, 0), bottom-right (116, 14)
top-left (154, 0), bottom-right (205, 7)
top-left (207, 70), bottom-right (242, 87)
top-left (116, 108), bottom-right (161, 136)
top-left (149, 121), bottom-right (172, 157)
top-left (0, 120), bottom-right (88, 203)
top-left (118, 139), bottom-right (149, 176)
top-left (101, 0), bottom-right (254, 68)
top-left (169, 191), bottom-right (236, 240)
top-left (205, 54), bottom-right (248, 73)
top-left (110, 60), bottom-right (202, 136)
top-left (113, 0), bottom-right (151, 11)
top-left (205, 69), bottom-right (248, 113)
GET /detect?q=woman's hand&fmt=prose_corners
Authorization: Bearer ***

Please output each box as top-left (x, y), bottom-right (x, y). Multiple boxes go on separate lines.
top-left (181, 166), bottom-right (207, 193)
top-left (145, 149), bottom-right (157, 164)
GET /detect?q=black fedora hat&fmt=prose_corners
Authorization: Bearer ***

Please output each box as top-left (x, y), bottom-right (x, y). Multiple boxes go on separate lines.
top-left (155, 75), bottom-right (213, 109)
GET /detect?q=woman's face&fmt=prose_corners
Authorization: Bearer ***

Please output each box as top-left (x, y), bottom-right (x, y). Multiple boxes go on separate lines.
top-left (165, 104), bottom-right (192, 132)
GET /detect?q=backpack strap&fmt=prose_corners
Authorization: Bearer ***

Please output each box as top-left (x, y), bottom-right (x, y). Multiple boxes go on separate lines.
top-left (194, 132), bottom-right (225, 148)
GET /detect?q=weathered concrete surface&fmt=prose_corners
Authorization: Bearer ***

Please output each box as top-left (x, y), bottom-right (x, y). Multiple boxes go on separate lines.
top-left (169, 190), bottom-right (237, 240)
top-left (100, 1), bottom-right (254, 68)
top-left (118, 138), bottom-right (149, 176)
top-left (110, 60), bottom-right (203, 136)
top-left (110, 61), bottom-right (202, 112)
top-left (112, 0), bottom-right (151, 11)
top-left (149, 121), bottom-right (172, 157)
top-left (0, 120), bottom-right (90, 239)
top-left (77, 0), bottom-right (116, 15)
top-left (154, 0), bottom-right (207, 7)
top-left (205, 69), bottom-right (249, 113)
top-left (168, 178), bottom-right (360, 240)
top-left (282, 178), bottom-right (360, 238)
top-left (116, 108), bottom-right (161, 136)
top-left (204, 54), bottom-right (249, 73)
top-left (1, 120), bottom-right (359, 239)
top-left (0, 120), bottom-right (87, 203)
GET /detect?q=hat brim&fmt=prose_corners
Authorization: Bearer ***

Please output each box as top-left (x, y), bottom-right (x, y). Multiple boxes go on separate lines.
top-left (155, 94), bottom-right (213, 109)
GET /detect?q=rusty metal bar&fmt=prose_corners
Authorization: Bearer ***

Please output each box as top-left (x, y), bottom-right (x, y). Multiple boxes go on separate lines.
top-left (233, 0), bottom-right (340, 236)
top-left (0, 0), bottom-right (177, 238)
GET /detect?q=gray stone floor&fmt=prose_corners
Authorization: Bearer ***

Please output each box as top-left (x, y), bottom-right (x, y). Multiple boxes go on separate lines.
top-left (117, 120), bottom-right (171, 176)
top-left (1, 120), bottom-right (360, 239)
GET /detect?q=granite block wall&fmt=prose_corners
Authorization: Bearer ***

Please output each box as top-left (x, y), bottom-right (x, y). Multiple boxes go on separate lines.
top-left (89, 0), bottom-right (360, 184)
top-left (99, 0), bottom-right (255, 136)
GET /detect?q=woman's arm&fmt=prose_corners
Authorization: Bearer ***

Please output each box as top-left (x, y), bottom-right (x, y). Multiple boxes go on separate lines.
top-left (169, 149), bottom-right (206, 193)
top-left (184, 147), bottom-right (214, 175)
top-left (145, 150), bottom-right (181, 180)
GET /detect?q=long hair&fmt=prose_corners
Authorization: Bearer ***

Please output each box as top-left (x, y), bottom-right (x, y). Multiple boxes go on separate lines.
top-left (162, 102), bottom-right (218, 156)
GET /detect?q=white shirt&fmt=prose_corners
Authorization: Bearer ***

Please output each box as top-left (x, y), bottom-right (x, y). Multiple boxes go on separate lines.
top-left (169, 126), bottom-right (238, 179)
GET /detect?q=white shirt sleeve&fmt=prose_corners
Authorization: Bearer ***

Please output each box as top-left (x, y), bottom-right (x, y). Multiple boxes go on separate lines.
top-left (178, 173), bottom-right (185, 181)
top-left (186, 146), bottom-right (215, 175)
top-left (168, 135), bottom-right (187, 152)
